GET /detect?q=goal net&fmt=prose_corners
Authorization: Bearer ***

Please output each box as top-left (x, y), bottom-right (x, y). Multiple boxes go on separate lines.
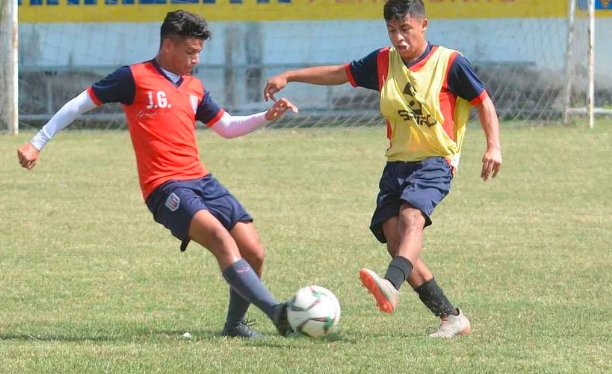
top-left (2, 0), bottom-right (610, 132)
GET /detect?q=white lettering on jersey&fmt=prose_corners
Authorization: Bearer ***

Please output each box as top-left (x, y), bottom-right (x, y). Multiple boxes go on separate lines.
top-left (145, 90), bottom-right (170, 109)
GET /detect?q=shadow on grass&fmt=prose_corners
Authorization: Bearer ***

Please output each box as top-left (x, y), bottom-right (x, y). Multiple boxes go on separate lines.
top-left (239, 331), bottom-right (361, 349)
top-left (0, 329), bottom-right (220, 343)
top-left (0, 327), bottom-right (423, 344)
top-left (0, 330), bottom-right (352, 344)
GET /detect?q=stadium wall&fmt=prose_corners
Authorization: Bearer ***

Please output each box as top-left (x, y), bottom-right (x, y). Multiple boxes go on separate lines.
top-left (15, 0), bottom-right (612, 117)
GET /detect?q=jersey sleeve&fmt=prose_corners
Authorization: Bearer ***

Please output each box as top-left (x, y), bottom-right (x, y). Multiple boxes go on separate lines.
top-left (346, 49), bottom-right (381, 91)
top-left (446, 54), bottom-right (488, 105)
top-left (88, 66), bottom-right (136, 106)
top-left (195, 91), bottom-right (225, 127)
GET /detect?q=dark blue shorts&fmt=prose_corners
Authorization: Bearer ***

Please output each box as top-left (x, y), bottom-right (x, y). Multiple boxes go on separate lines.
top-left (370, 157), bottom-right (452, 243)
top-left (145, 174), bottom-right (252, 251)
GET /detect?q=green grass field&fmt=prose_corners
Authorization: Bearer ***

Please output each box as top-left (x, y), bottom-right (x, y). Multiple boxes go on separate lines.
top-left (1, 122), bottom-right (611, 373)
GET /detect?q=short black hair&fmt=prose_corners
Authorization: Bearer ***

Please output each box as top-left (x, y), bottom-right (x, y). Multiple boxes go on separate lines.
top-left (160, 10), bottom-right (212, 43)
top-left (384, 0), bottom-right (426, 22)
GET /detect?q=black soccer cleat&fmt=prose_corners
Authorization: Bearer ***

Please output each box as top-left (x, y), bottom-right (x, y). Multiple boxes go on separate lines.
top-left (271, 302), bottom-right (293, 336)
top-left (221, 319), bottom-right (264, 339)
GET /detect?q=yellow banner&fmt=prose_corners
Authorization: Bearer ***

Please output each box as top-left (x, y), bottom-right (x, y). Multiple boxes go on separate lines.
top-left (18, 0), bottom-right (606, 23)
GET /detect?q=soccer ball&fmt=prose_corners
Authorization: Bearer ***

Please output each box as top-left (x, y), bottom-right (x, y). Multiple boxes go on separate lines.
top-left (287, 285), bottom-right (341, 338)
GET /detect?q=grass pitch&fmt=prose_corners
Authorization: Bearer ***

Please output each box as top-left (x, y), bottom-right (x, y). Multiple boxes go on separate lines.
top-left (1, 122), bottom-right (611, 373)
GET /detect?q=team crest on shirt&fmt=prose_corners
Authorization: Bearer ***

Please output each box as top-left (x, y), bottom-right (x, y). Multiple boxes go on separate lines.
top-left (190, 95), bottom-right (199, 114)
top-left (165, 193), bottom-right (180, 212)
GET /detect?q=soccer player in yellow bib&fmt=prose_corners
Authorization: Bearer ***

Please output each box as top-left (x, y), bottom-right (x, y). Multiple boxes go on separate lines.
top-left (264, 0), bottom-right (502, 338)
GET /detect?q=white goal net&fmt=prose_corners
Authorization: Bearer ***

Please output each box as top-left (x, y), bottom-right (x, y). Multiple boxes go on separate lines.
top-left (2, 0), bottom-right (610, 132)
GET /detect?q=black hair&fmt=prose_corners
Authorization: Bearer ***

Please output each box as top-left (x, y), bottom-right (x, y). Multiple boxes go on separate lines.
top-left (160, 10), bottom-right (212, 44)
top-left (383, 0), bottom-right (426, 22)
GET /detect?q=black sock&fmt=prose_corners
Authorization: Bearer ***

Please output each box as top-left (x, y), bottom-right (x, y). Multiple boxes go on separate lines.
top-left (225, 288), bottom-right (251, 327)
top-left (222, 259), bottom-right (277, 320)
top-left (414, 278), bottom-right (458, 318)
top-left (384, 256), bottom-right (413, 290)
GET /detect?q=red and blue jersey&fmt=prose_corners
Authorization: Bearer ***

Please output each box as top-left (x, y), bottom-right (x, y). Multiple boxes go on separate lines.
top-left (87, 60), bottom-right (225, 200)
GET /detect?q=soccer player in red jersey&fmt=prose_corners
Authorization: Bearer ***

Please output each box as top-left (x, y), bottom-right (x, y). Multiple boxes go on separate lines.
top-left (264, 0), bottom-right (502, 338)
top-left (17, 10), bottom-right (296, 338)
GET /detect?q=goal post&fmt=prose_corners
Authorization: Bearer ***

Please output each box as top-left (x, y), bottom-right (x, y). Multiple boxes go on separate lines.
top-left (0, 0), bottom-right (18, 135)
top-left (587, 0), bottom-right (596, 129)
top-left (563, 0), bottom-right (577, 126)
top-left (565, 0), bottom-right (612, 128)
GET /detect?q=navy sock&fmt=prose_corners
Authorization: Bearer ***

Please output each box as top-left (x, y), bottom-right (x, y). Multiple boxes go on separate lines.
top-left (384, 256), bottom-right (413, 290)
top-left (222, 259), bottom-right (277, 320)
top-left (414, 278), bottom-right (457, 318)
top-left (225, 288), bottom-right (251, 327)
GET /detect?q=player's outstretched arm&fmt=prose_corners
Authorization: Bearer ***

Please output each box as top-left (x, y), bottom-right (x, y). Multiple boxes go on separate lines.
top-left (264, 65), bottom-right (349, 102)
top-left (17, 90), bottom-right (98, 170)
top-left (475, 95), bottom-right (502, 181)
top-left (209, 98), bottom-right (298, 139)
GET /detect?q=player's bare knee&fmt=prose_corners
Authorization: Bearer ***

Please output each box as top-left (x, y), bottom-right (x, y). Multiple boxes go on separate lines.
top-left (191, 224), bottom-right (236, 256)
top-left (400, 209), bottom-right (426, 232)
top-left (210, 227), bottom-right (236, 250)
top-left (242, 244), bottom-right (266, 269)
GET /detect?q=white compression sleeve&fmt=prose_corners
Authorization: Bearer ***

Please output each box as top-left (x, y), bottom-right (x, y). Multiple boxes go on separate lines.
top-left (30, 90), bottom-right (98, 150)
top-left (209, 111), bottom-right (268, 139)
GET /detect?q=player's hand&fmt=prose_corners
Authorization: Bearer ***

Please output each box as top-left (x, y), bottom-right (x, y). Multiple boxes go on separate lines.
top-left (265, 97), bottom-right (298, 121)
top-left (481, 147), bottom-right (501, 181)
top-left (264, 74), bottom-right (288, 102)
top-left (17, 142), bottom-right (40, 170)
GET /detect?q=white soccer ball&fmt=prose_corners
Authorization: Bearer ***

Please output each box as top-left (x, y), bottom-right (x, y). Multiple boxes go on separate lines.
top-left (287, 285), bottom-right (341, 338)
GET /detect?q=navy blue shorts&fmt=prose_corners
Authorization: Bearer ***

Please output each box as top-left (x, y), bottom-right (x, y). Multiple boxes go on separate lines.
top-left (145, 174), bottom-right (253, 251)
top-left (370, 157), bottom-right (452, 243)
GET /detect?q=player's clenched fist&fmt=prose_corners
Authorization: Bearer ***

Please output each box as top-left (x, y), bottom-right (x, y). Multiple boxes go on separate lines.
top-left (263, 74), bottom-right (288, 102)
top-left (265, 97), bottom-right (299, 121)
top-left (17, 142), bottom-right (40, 170)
